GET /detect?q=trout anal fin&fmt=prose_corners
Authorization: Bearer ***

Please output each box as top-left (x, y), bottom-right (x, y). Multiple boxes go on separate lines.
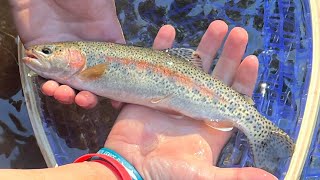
top-left (240, 93), bottom-right (255, 105)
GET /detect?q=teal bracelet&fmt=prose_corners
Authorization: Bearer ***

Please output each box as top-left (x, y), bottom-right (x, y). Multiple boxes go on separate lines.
top-left (97, 147), bottom-right (143, 180)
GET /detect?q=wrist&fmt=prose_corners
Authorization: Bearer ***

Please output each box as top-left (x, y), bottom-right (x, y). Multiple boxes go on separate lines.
top-left (74, 148), bottom-right (143, 180)
top-left (85, 161), bottom-right (120, 180)
top-left (97, 147), bottom-right (143, 180)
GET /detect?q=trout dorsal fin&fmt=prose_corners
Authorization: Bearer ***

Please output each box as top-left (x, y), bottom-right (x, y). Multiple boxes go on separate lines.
top-left (164, 48), bottom-right (202, 69)
top-left (79, 63), bottom-right (108, 80)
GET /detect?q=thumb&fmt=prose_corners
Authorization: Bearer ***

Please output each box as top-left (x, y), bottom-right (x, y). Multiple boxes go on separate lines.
top-left (211, 167), bottom-right (278, 180)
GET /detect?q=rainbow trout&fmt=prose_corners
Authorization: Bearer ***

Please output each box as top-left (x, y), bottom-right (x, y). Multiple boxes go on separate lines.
top-left (23, 41), bottom-right (294, 173)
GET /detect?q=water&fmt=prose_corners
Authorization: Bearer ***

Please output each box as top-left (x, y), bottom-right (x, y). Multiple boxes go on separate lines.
top-left (0, 0), bottom-right (46, 168)
top-left (22, 0), bottom-right (312, 177)
top-left (2, 0), bottom-right (318, 179)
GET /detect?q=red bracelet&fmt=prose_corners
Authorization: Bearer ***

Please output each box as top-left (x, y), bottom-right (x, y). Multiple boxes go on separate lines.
top-left (74, 153), bottom-right (131, 180)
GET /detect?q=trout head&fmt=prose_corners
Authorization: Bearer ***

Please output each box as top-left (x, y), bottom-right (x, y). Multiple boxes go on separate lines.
top-left (23, 42), bottom-right (86, 81)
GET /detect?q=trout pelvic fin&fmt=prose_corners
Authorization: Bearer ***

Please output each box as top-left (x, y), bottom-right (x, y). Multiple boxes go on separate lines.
top-left (204, 120), bottom-right (234, 131)
top-left (79, 63), bottom-right (108, 80)
top-left (150, 94), bottom-right (173, 104)
top-left (164, 48), bottom-right (202, 69)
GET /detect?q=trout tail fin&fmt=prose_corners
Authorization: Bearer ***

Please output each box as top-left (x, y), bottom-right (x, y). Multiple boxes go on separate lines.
top-left (250, 129), bottom-right (295, 173)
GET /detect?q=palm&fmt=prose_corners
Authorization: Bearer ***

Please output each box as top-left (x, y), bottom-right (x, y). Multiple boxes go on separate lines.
top-left (106, 105), bottom-right (228, 179)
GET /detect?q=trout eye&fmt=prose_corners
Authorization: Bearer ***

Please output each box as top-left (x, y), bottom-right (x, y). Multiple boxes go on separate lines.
top-left (42, 48), bottom-right (52, 55)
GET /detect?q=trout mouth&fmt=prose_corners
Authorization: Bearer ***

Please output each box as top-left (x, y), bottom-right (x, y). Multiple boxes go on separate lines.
top-left (23, 49), bottom-right (43, 67)
top-left (26, 51), bottom-right (37, 59)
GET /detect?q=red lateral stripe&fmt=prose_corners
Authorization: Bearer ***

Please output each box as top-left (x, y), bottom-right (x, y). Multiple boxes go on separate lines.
top-left (106, 56), bottom-right (225, 102)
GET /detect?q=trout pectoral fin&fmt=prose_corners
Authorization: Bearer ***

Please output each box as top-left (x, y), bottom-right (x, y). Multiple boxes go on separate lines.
top-left (205, 120), bottom-right (234, 132)
top-left (79, 63), bottom-right (108, 80)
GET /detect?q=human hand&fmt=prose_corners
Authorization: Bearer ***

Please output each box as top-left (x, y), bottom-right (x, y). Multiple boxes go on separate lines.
top-left (10, 0), bottom-right (123, 108)
top-left (104, 20), bottom-right (277, 179)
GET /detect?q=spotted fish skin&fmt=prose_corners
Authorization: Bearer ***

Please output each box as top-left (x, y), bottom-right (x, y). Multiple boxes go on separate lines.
top-left (23, 41), bottom-right (294, 173)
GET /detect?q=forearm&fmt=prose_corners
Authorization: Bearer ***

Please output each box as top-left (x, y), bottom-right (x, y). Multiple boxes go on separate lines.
top-left (0, 162), bottom-right (117, 180)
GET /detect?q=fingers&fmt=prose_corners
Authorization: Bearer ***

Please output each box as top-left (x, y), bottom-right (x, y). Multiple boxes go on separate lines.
top-left (153, 25), bottom-right (176, 50)
top-left (231, 55), bottom-right (259, 96)
top-left (41, 80), bottom-right (59, 96)
top-left (212, 27), bottom-right (248, 86)
top-left (75, 91), bottom-right (98, 109)
top-left (41, 80), bottom-right (98, 108)
top-left (41, 81), bottom-right (76, 104)
top-left (53, 85), bottom-right (76, 104)
top-left (211, 167), bottom-right (278, 180)
top-left (196, 20), bottom-right (228, 73)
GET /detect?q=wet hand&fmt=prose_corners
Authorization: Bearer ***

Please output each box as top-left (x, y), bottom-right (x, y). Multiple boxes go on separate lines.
top-left (104, 21), bottom-right (277, 179)
top-left (10, 0), bottom-right (123, 108)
